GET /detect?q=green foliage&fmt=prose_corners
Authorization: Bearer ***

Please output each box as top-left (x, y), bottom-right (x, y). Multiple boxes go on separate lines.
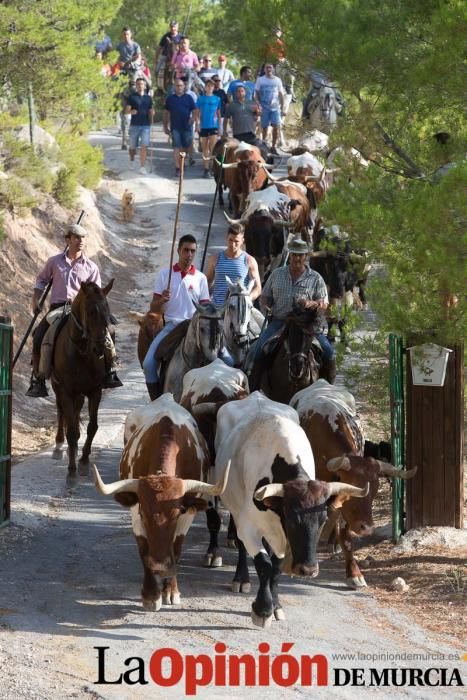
top-left (52, 167), bottom-right (78, 208)
top-left (1, 0), bottom-right (123, 128)
top-left (0, 175), bottom-right (37, 214)
top-left (110, 0), bottom-right (225, 66)
top-left (219, 0), bottom-right (466, 343)
top-left (57, 133), bottom-right (104, 189)
top-left (1, 135), bottom-right (54, 194)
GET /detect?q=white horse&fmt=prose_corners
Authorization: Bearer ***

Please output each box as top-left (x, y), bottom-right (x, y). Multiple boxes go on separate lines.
top-left (163, 303), bottom-right (224, 402)
top-left (223, 277), bottom-right (264, 367)
top-left (304, 85), bottom-right (343, 133)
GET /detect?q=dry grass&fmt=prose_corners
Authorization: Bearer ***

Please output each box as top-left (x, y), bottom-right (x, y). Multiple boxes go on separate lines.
top-left (336, 482), bottom-right (466, 647)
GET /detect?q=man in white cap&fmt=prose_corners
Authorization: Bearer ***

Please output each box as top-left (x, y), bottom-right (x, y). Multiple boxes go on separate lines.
top-left (26, 223), bottom-right (122, 397)
top-left (248, 237), bottom-right (336, 388)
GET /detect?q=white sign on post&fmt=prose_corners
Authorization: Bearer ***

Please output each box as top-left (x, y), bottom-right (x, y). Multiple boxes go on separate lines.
top-left (408, 343), bottom-right (452, 387)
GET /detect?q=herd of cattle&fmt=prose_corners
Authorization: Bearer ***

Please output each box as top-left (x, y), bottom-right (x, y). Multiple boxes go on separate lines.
top-left (212, 130), bottom-right (371, 334)
top-left (94, 361), bottom-right (416, 628)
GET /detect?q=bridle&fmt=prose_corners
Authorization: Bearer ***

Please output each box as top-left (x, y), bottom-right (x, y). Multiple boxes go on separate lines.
top-left (283, 321), bottom-right (318, 384)
top-left (182, 309), bottom-right (223, 368)
top-left (70, 299), bottom-right (109, 357)
top-left (225, 290), bottom-right (252, 349)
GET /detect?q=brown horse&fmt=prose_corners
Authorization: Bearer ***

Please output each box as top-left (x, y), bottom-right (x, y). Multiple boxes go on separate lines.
top-left (259, 307), bottom-right (322, 404)
top-left (51, 280), bottom-right (115, 474)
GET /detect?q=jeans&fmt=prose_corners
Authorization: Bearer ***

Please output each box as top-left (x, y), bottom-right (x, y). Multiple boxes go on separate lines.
top-left (142, 321), bottom-right (178, 383)
top-left (253, 319), bottom-right (335, 361)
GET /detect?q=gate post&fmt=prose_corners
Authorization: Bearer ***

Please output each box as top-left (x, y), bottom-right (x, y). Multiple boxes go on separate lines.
top-left (406, 342), bottom-right (464, 528)
top-left (389, 333), bottom-right (405, 542)
top-left (0, 315), bottom-right (13, 528)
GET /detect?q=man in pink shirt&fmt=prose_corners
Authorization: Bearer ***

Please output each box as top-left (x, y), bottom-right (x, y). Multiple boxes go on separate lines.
top-left (26, 223), bottom-right (122, 397)
top-left (171, 36), bottom-right (200, 79)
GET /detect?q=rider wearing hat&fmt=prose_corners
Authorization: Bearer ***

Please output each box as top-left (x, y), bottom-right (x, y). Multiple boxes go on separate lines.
top-left (248, 237), bottom-right (336, 389)
top-left (26, 223), bottom-right (122, 397)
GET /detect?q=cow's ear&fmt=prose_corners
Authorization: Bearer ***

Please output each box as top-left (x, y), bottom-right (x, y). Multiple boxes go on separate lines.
top-left (261, 496), bottom-right (283, 511)
top-left (114, 492), bottom-right (139, 508)
top-left (183, 494), bottom-right (209, 512)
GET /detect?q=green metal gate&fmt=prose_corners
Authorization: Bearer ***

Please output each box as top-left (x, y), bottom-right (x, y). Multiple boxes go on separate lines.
top-left (389, 333), bottom-right (405, 542)
top-left (0, 316), bottom-right (13, 528)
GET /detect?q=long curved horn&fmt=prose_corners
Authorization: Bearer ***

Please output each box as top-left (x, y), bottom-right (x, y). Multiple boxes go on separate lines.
top-left (93, 464), bottom-right (139, 496)
top-left (378, 463), bottom-right (418, 479)
top-left (183, 460), bottom-right (231, 496)
top-left (254, 483), bottom-right (284, 500)
top-left (223, 211), bottom-right (244, 225)
top-left (260, 163), bottom-right (276, 172)
top-left (272, 218), bottom-right (294, 227)
top-left (262, 168), bottom-right (281, 182)
top-left (326, 455), bottom-right (351, 472)
top-left (222, 162), bottom-right (239, 169)
top-left (327, 481), bottom-right (370, 499)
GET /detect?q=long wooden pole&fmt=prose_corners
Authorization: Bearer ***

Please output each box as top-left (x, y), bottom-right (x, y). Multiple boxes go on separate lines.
top-left (167, 152), bottom-right (186, 288)
top-left (12, 210), bottom-right (85, 368)
top-left (200, 143), bottom-right (228, 272)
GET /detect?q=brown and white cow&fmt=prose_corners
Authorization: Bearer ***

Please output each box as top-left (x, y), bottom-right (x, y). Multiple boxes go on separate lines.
top-left (94, 393), bottom-right (230, 610)
top-left (290, 380), bottom-right (417, 589)
top-left (213, 139), bottom-right (271, 217)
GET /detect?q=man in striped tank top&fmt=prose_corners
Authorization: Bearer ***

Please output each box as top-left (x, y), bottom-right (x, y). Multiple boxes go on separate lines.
top-left (206, 223), bottom-right (261, 308)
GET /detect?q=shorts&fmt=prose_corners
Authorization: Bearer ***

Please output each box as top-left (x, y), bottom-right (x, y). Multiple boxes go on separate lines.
top-left (260, 108), bottom-right (281, 128)
top-left (129, 125), bottom-right (151, 149)
top-left (200, 128), bottom-right (219, 137)
top-left (171, 128), bottom-right (193, 149)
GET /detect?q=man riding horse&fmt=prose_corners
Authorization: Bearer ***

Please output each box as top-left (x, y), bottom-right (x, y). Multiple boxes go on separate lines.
top-left (142, 235), bottom-right (211, 400)
top-left (248, 237), bottom-right (336, 390)
top-left (26, 223), bottom-right (122, 398)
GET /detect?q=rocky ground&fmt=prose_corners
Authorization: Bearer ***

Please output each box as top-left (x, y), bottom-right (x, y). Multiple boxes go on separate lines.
top-left (0, 125), bottom-right (465, 699)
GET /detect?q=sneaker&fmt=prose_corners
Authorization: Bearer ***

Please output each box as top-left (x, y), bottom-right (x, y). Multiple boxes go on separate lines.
top-left (189, 157), bottom-right (196, 166)
top-left (121, 144), bottom-right (127, 150)
top-left (270, 147), bottom-right (279, 155)
top-left (101, 371), bottom-right (123, 389)
top-left (139, 166), bottom-right (147, 175)
top-left (25, 377), bottom-right (49, 398)
top-left (203, 169), bottom-right (210, 179)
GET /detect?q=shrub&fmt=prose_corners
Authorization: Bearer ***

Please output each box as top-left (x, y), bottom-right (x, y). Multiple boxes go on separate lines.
top-left (0, 175), bottom-right (37, 215)
top-left (56, 133), bottom-right (103, 189)
top-left (52, 167), bottom-right (78, 208)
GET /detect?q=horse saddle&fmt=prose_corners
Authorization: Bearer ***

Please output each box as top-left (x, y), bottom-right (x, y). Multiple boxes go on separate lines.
top-left (262, 327), bottom-right (286, 357)
top-left (39, 311), bottom-right (70, 379)
top-left (155, 320), bottom-right (190, 363)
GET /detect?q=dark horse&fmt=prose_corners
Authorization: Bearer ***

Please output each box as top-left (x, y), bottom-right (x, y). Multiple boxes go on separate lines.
top-left (51, 280), bottom-right (115, 474)
top-left (259, 305), bottom-right (322, 404)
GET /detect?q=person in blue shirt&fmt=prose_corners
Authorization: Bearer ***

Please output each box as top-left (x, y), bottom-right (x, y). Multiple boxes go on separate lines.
top-left (227, 66), bottom-right (256, 103)
top-left (195, 80), bottom-right (221, 177)
top-left (163, 79), bottom-right (198, 175)
top-left (125, 78), bottom-right (154, 174)
top-left (116, 27), bottom-right (141, 71)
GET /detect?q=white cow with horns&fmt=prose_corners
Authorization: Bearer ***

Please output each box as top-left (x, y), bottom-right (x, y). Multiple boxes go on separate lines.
top-left (213, 391), bottom-right (369, 627)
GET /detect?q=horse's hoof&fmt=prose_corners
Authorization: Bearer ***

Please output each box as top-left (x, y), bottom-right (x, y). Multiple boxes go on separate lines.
top-left (227, 538), bottom-right (237, 549)
top-left (274, 607), bottom-right (286, 621)
top-left (162, 592), bottom-right (172, 605)
top-left (241, 582), bottom-right (251, 594)
top-left (78, 460), bottom-right (90, 476)
top-left (171, 592), bottom-right (181, 605)
top-left (143, 597), bottom-right (162, 611)
top-left (52, 447), bottom-right (64, 460)
top-left (232, 581), bottom-right (241, 593)
top-left (251, 610), bottom-right (273, 628)
top-left (211, 555), bottom-right (222, 568)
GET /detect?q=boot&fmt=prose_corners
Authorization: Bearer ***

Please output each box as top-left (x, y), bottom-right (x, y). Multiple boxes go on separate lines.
top-left (146, 382), bottom-right (162, 401)
top-left (102, 370), bottom-right (123, 389)
top-left (321, 358), bottom-right (337, 385)
top-left (26, 375), bottom-right (49, 398)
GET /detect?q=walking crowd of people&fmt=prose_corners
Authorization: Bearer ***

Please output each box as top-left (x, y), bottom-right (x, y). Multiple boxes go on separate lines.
top-left (94, 22), bottom-right (296, 175)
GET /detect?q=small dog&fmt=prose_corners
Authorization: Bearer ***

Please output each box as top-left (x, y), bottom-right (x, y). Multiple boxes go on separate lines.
top-left (121, 189), bottom-right (135, 222)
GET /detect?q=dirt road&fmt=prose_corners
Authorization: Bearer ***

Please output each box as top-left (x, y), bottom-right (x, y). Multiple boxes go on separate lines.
top-left (0, 127), bottom-right (464, 699)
